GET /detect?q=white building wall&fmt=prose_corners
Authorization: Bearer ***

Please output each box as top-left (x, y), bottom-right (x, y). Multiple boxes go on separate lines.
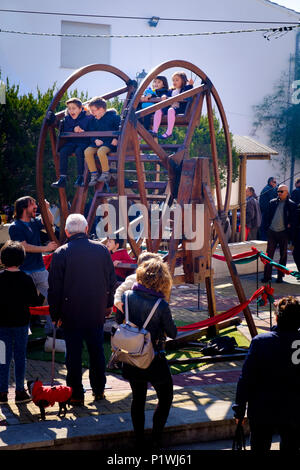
top-left (0, 0), bottom-right (299, 193)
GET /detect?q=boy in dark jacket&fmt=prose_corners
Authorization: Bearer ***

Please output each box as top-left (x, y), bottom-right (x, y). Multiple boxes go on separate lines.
top-left (84, 97), bottom-right (121, 186)
top-left (52, 98), bottom-right (91, 188)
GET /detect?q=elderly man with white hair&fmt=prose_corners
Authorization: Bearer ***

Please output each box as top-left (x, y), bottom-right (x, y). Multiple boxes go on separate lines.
top-left (261, 184), bottom-right (297, 284)
top-left (48, 213), bottom-right (116, 405)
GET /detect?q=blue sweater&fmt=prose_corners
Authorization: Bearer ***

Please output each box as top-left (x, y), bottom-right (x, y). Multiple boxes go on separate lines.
top-left (62, 109), bottom-right (92, 143)
top-left (87, 109), bottom-right (121, 149)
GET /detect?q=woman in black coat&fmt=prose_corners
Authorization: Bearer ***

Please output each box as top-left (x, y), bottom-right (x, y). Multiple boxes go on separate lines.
top-left (116, 259), bottom-right (177, 448)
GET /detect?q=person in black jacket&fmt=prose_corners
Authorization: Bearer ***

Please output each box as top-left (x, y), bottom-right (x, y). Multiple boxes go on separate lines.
top-left (261, 184), bottom-right (297, 283)
top-left (233, 296), bottom-right (300, 451)
top-left (259, 177), bottom-right (278, 240)
top-left (84, 97), bottom-right (121, 186)
top-left (291, 178), bottom-right (300, 206)
top-left (0, 241), bottom-right (41, 404)
top-left (48, 213), bottom-right (116, 405)
top-left (116, 258), bottom-right (177, 449)
top-left (52, 98), bottom-right (92, 188)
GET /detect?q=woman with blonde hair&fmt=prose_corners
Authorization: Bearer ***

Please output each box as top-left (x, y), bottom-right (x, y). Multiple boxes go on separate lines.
top-left (116, 258), bottom-right (177, 449)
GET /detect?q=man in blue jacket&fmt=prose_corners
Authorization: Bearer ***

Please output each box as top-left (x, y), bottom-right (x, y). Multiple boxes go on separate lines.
top-left (233, 296), bottom-right (300, 451)
top-left (52, 98), bottom-right (91, 188)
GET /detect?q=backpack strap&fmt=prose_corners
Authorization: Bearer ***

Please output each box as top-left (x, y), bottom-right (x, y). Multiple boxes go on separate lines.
top-left (124, 293), bottom-right (162, 329)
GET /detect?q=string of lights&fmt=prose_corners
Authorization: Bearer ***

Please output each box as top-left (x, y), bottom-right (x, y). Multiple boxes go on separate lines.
top-left (0, 25), bottom-right (298, 39)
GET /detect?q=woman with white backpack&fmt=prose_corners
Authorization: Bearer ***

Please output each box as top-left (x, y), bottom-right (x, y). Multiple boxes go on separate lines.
top-left (115, 258), bottom-right (177, 450)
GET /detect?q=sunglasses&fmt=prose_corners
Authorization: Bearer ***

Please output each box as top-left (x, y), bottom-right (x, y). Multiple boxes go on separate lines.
top-left (277, 190), bottom-right (285, 193)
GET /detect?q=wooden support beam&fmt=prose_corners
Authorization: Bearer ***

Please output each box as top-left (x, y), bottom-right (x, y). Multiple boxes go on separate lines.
top-left (239, 155), bottom-right (247, 242)
top-left (203, 183), bottom-right (258, 338)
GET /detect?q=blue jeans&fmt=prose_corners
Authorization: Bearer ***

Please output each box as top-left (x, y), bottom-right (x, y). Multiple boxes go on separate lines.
top-left (0, 325), bottom-right (29, 393)
top-left (64, 326), bottom-right (106, 399)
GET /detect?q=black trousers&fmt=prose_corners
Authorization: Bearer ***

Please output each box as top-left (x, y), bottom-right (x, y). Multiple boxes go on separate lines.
top-left (263, 229), bottom-right (288, 281)
top-left (128, 360), bottom-right (173, 442)
top-left (250, 421), bottom-right (300, 452)
top-left (64, 326), bottom-right (106, 399)
top-left (59, 142), bottom-right (87, 176)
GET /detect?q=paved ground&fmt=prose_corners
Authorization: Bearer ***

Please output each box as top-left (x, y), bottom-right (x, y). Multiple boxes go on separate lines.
top-left (0, 250), bottom-right (299, 449)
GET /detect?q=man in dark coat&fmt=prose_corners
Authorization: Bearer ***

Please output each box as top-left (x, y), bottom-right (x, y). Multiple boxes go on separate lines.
top-left (48, 213), bottom-right (116, 405)
top-left (261, 184), bottom-right (297, 283)
top-left (233, 296), bottom-right (300, 451)
top-left (259, 176), bottom-right (278, 240)
top-left (291, 178), bottom-right (300, 206)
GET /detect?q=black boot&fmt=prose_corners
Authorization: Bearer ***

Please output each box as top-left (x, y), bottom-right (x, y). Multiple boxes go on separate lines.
top-left (74, 175), bottom-right (84, 187)
top-left (51, 175), bottom-right (67, 188)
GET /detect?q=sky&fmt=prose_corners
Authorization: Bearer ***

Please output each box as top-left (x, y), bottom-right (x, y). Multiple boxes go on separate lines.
top-left (272, 0), bottom-right (300, 12)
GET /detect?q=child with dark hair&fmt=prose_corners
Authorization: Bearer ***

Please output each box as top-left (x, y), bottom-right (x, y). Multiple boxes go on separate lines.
top-left (0, 241), bottom-right (41, 405)
top-left (152, 71), bottom-right (194, 140)
top-left (139, 76), bottom-right (169, 131)
top-left (106, 236), bottom-right (135, 281)
top-left (84, 97), bottom-right (121, 186)
top-left (52, 98), bottom-right (92, 188)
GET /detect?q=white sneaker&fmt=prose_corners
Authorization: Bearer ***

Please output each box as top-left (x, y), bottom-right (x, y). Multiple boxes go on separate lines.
top-left (88, 173), bottom-right (99, 186)
top-left (97, 171), bottom-right (110, 183)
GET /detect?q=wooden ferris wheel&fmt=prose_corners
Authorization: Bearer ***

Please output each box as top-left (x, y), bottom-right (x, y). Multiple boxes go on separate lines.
top-left (36, 60), bottom-right (257, 338)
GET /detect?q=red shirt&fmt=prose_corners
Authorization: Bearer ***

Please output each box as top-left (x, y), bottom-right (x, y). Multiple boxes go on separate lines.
top-left (110, 249), bottom-right (136, 279)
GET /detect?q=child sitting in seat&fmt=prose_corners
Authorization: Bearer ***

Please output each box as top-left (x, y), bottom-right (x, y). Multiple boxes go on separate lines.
top-left (113, 251), bottom-right (162, 313)
top-left (52, 98), bottom-right (91, 188)
top-left (107, 235), bottom-right (136, 282)
top-left (139, 76), bottom-right (169, 131)
top-left (152, 71), bottom-right (194, 140)
top-left (84, 97), bottom-right (121, 186)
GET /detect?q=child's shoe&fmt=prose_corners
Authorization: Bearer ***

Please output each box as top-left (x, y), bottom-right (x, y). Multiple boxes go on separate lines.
top-left (0, 392), bottom-right (8, 404)
top-left (159, 132), bottom-right (173, 140)
top-left (74, 175), bottom-right (84, 187)
top-left (51, 175), bottom-right (67, 188)
top-left (88, 172), bottom-right (99, 187)
top-left (97, 171), bottom-right (110, 183)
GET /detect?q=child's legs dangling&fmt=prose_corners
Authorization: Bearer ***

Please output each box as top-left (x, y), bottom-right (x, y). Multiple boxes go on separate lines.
top-left (96, 146), bottom-right (111, 173)
top-left (0, 328), bottom-right (13, 393)
top-left (152, 109), bottom-right (163, 133)
top-left (84, 147), bottom-right (98, 173)
top-left (166, 107), bottom-right (176, 136)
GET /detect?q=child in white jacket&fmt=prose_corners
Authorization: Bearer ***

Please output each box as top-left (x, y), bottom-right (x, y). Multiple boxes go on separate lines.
top-left (114, 251), bottom-right (162, 312)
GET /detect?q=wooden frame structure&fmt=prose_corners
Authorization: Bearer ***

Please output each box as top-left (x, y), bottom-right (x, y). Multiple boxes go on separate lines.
top-left (36, 60), bottom-right (257, 338)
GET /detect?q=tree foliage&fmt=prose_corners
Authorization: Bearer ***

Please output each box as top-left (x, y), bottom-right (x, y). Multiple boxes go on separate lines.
top-left (252, 54), bottom-right (300, 173)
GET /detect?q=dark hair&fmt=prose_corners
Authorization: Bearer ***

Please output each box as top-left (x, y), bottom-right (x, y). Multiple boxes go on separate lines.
top-left (172, 71), bottom-right (188, 88)
top-left (275, 296), bottom-right (300, 330)
top-left (109, 234), bottom-right (126, 249)
top-left (0, 240), bottom-right (25, 267)
top-left (89, 96), bottom-right (107, 110)
top-left (66, 98), bottom-right (83, 108)
top-left (295, 178), bottom-right (300, 185)
top-left (14, 196), bottom-right (35, 220)
top-left (155, 75), bottom-right (169, 90)
top-left (267, 177), bottom-right (275, 185)
top-left (246, 186), bottom-right (257, 198)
